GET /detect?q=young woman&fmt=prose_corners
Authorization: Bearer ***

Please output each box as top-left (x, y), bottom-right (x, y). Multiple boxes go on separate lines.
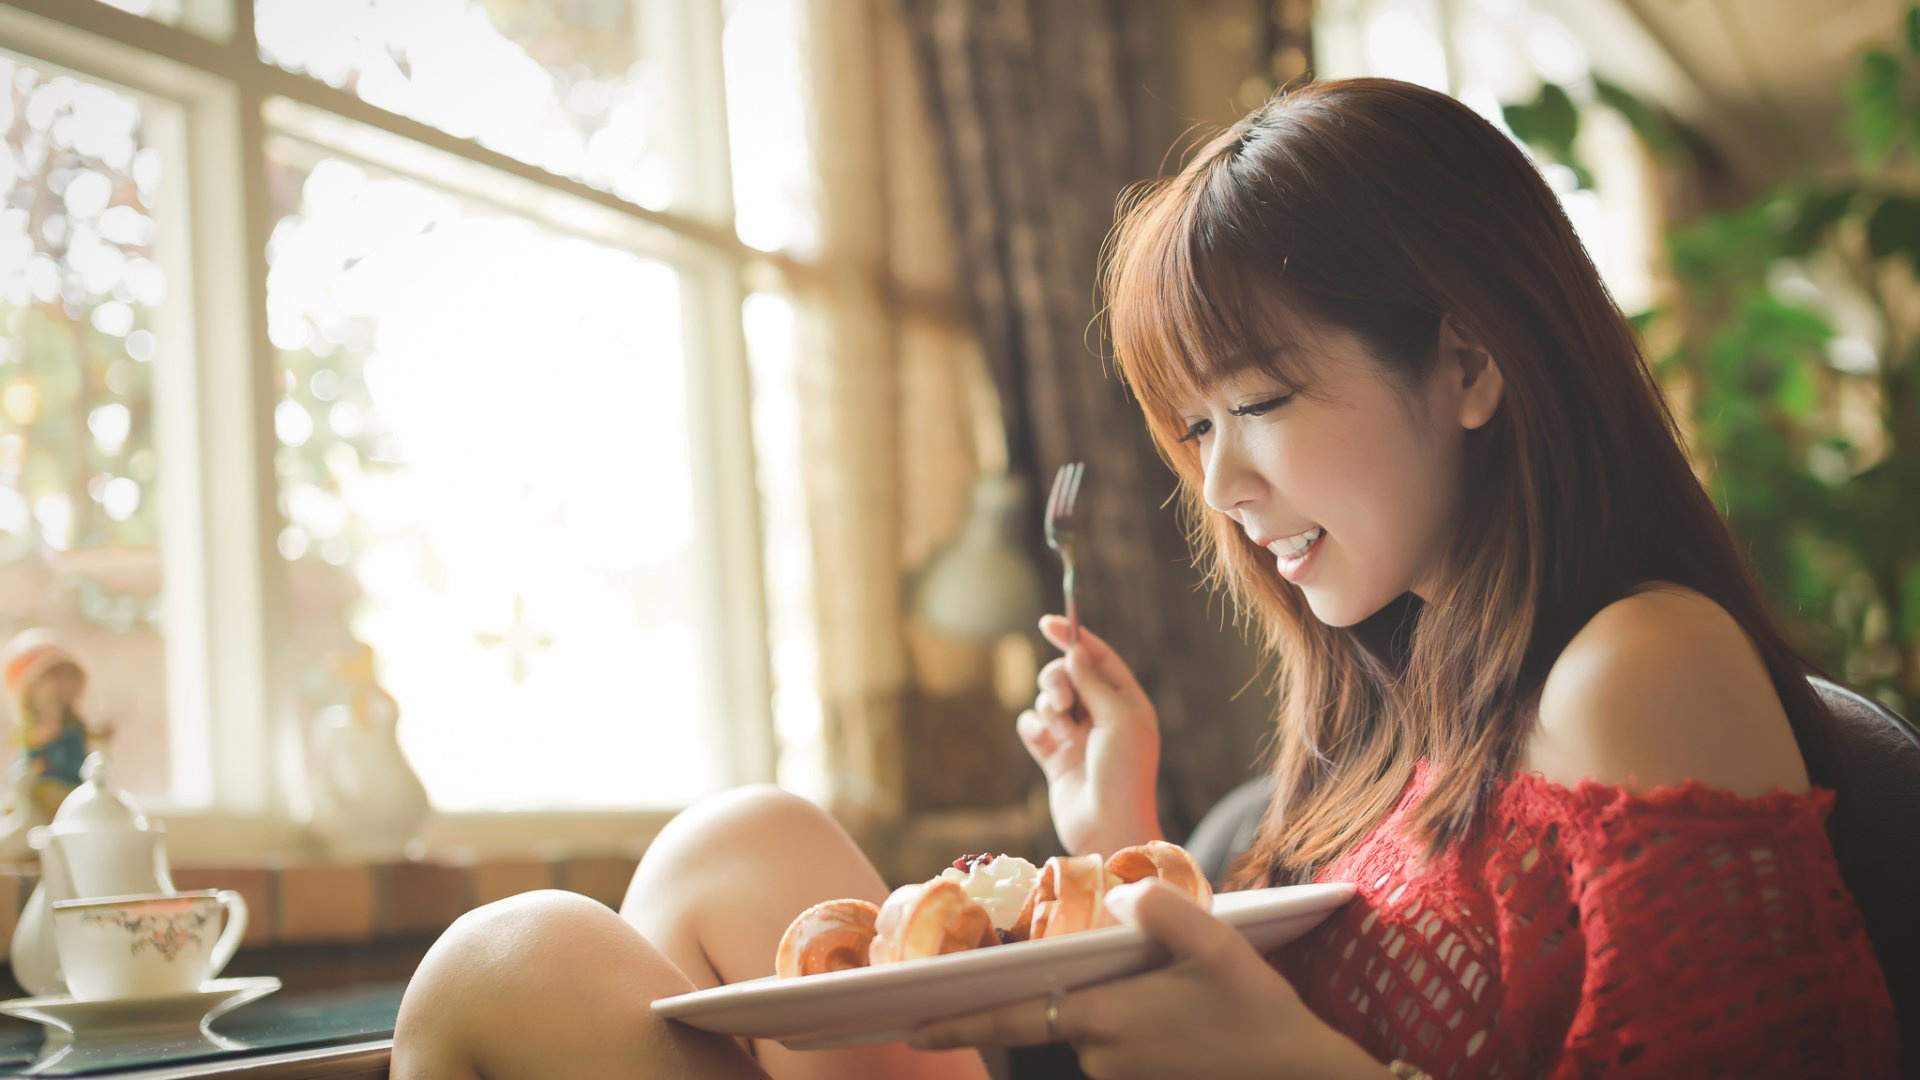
top-left (391, 77), bottom-right (1899, 1080)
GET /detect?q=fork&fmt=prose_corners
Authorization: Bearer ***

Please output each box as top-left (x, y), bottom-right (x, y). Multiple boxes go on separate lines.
top-left (1044, 461), bottom-right (1085, 646)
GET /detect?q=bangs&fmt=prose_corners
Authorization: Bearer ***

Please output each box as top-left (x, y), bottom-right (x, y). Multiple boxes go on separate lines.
top-left (1100, 158), bottom-right (1318, 451)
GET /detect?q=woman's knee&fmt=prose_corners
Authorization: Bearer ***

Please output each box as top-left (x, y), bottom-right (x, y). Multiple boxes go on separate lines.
top-left (395, 890), bottom-right (762, 1080)
top-left (648, 784), bottom-right (840, 861)
top-left (630, 785), bottom-right (876, 899)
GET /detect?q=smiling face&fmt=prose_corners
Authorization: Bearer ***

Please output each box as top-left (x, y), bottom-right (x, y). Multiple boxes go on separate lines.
top-left (1176, 320), bottom-right (1501, 627)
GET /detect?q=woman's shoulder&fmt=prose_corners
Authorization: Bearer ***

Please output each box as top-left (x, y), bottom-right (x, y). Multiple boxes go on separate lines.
top-left (1518, 581), bottom-right (1811, 799)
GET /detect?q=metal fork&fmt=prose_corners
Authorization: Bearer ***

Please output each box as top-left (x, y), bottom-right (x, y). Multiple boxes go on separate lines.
top-left (1044, 461), bottom-right (1085, 646)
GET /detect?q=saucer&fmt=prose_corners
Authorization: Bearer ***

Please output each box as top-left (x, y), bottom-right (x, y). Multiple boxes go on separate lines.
top-left (0, 976), bottom-right (282, 1038)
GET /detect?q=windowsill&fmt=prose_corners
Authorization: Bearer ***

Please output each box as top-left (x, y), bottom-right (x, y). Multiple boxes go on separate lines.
top-left (0, 847), bottom-right (643, 965)
top-left (153, 808), bottom-right (677, 865)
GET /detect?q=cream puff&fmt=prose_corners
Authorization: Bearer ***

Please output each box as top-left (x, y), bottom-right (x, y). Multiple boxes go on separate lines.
top-left (868, 879), bottom-right (1000, 964)
top-left (774, 898), bottom-right (881, 977)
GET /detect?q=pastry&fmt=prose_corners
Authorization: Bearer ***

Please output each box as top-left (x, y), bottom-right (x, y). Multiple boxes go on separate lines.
top-left (1105, 839), bottom-right (1214, 911)
top-left (868, 879), bottom-right (1000, 965)
top-left (1023, 853), bottom-right (1125, 940)
top-left (937, 853), bottom-right (1041, 940)
top-left (774, 898), bottom-right (881, 978)
top-left (769, 841), bottom-right (1213, 975)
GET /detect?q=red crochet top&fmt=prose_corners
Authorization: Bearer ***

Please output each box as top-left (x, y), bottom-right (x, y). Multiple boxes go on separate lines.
top-left (1270, 759), bottom-right (1900, 1077)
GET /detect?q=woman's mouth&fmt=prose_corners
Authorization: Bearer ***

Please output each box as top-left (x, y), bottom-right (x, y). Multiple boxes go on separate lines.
top-left (1267, 526), bottom-right (1324, 582)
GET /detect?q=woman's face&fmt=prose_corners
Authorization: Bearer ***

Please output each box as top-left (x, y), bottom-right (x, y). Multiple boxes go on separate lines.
top-left (1177, 322), bottom-right (1497, 627)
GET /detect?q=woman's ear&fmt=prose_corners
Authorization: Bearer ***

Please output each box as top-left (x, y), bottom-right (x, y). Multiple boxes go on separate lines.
top-left (1440, 313), bottom-right (1503, 430)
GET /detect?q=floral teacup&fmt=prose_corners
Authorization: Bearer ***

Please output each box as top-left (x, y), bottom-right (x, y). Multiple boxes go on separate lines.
top-left (51, 890), bottom-right (247, 1000)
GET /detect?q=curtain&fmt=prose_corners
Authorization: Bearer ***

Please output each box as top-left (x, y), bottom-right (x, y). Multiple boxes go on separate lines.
top-left (893, 0), bottom-right (1270, 839)
top-left (785, 0), bottom-right (996, 834)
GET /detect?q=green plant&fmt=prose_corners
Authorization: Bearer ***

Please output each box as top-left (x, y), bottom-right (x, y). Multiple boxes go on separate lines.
top-left (1503, 9), bottom-right (1920, 711)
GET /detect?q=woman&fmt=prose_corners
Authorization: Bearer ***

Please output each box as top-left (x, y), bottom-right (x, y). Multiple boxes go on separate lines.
top-left (392, 78), bottom-right (1898, 1079)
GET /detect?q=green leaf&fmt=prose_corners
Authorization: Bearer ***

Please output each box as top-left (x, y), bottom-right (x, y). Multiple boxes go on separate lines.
top-left (1866, 195), bottom-right (1920, 276)
top-left (1901, 563), bottom-right (1920, 646)
top-left (1504, 82), bottom-right (1588, 184)
top-left (1787, 533), bottom-right (1833, 614)
top-left (1594, 77), bottom-right (1682, 160)
top-left (1780, 187), bottom-right (1857, 255)
top-left (1848, 51), bottom-right (1904, 162)
top-left (1774, 357), bottom-right (1819, 417)
top-left (1908, 6), bottom-right (1920, 54)
top-left (1666, 204), bottom-right (1779, 291)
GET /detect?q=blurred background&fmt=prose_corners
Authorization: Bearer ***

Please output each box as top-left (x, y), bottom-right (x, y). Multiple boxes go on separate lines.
top-left (0, 0), bottom-right (1915, 888)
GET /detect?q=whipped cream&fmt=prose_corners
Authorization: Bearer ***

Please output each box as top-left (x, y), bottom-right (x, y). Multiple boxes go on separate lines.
top-left (937, 854), bottom-right (1040, 931)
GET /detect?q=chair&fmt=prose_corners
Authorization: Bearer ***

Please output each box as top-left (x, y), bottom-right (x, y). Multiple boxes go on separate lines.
top-left (1179, 676), bottom-right (1920, 1075)
top-left (1810, 677), bottom-right (1920, 1077)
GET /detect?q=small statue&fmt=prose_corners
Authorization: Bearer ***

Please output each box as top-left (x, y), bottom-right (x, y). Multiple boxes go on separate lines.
top-left (309, 642), bottom-right (432, 859)
top-left (0, 632), bottom-right (102, 853)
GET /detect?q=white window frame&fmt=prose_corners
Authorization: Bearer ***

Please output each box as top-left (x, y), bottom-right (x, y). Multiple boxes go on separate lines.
top-left (0, 0), bottom-right (777, 859)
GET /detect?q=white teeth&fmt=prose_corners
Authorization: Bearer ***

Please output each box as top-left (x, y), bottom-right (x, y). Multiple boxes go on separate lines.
top-left (1269, 526), bottom-right (1324, 560)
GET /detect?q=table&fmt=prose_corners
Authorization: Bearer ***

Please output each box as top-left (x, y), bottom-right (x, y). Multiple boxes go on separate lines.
top-left (0, 982), bottom-right (399, 1078)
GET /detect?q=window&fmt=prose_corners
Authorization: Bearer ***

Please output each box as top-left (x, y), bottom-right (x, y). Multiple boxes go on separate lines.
top-left (0, 0), bottom-right (814, 852)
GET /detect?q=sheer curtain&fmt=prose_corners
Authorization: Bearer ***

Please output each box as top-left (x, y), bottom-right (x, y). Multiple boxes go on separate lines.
top-left (780, 0), bottom-right (990, 834)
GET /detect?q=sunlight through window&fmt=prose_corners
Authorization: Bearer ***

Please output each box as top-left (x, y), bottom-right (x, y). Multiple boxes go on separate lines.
top-left (265, 142), bottom-right (717, 809)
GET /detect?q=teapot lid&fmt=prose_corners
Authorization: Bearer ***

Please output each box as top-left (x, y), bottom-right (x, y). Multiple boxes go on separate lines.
top-left (49, 753), bottom-right (150, 833)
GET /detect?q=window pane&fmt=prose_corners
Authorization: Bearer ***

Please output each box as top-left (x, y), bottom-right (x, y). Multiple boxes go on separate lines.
top-left (265, 136), bottom-right (719, 810)
top-left (741, 290), bottom-right (823, 801)
top-left (721, 0), bottom-right (817, 254)
top-left (255, 0), bottom-right (680, 212)
top-left (0, 54), bottom-right (173, 807)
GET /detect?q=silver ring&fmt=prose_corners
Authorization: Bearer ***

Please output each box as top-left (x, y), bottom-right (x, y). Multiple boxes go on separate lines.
top-left (1044, 988), bottom-right (1063, 1041)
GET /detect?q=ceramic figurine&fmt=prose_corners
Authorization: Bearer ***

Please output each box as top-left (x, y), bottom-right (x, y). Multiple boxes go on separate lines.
top-left (309, 643), bottom-right (432, 859)
top-left (0, 631), bottom-right (101, 860)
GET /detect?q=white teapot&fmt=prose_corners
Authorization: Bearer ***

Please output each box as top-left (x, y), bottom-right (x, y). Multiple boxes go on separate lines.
top-left (10, 753), bottom-right (174, 997)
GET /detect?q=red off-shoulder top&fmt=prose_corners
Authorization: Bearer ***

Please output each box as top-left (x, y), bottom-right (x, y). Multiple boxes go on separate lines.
top-left (1270, 759), bottom-right (1900, 1077)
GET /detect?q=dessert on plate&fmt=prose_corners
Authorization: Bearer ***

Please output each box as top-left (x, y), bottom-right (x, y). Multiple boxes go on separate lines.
top-left (774, 842), bottom-right (1211, 977)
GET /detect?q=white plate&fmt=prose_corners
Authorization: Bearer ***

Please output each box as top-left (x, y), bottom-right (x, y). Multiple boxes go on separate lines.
top-left (652, 882), bottom-right (1355, 1050)
top-left (0, 976), bottom-right (282, 1038)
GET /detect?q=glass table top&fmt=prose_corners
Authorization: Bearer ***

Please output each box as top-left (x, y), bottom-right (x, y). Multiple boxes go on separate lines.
top-left (0, 981), bottom-right (401, 1076)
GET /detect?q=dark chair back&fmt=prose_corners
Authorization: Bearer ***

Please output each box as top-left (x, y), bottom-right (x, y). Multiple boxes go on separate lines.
top-left (1185, 768), bottom-right (1275, 889)
top-left (1182, 677), bottom-right (1920, 1074)
top-left (1810, 677), bottom-right (1920, 1077)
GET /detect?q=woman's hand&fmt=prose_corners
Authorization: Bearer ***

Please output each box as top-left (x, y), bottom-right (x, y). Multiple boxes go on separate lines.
top-left (1017, 616), bottom-right (1162, 856)
top-left (908, 880), bottom-right (1385, 1080)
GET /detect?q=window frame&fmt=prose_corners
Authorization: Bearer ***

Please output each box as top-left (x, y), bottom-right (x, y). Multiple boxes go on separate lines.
top-left (0, 0), bottom-right (779, 859)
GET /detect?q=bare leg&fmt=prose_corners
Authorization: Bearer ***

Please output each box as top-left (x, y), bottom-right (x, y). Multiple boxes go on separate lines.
top-left (392, 786), bottom-right (993, 1080)
top-left (621, 784), bottom-right (992, 1080)
top-left (391, 889), bottom-right (766, 1080)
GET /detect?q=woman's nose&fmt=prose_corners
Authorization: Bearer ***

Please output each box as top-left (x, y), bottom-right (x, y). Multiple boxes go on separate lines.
top-left (1201, 430), bottom-right (1262, 513)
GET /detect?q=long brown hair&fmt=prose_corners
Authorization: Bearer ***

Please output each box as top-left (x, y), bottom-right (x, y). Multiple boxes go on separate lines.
top-left (1097, 78), bottom-right (1842, 886)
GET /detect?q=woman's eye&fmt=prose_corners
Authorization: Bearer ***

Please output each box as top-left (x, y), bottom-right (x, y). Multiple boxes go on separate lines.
top-left (1176, 418), bottom-right (1212, 443)
top-left (1229, 394), bottom-right (1293, 418)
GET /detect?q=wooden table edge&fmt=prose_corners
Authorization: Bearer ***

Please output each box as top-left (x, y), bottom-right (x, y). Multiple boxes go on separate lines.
top-left (68, 1038), bottom-right (392, 1079)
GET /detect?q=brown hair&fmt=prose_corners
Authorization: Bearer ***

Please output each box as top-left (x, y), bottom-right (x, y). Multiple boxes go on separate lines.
top-left (1097, 78), bottom-right (1842, 886)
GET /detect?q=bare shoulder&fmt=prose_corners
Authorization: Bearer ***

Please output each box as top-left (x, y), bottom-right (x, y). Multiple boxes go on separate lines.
top-left (1522, 583), bottom-right (1810, 796)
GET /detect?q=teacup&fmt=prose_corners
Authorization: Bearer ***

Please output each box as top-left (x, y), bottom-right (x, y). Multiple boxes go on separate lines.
top-left (51, 890), bottom-right (247, 1000)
